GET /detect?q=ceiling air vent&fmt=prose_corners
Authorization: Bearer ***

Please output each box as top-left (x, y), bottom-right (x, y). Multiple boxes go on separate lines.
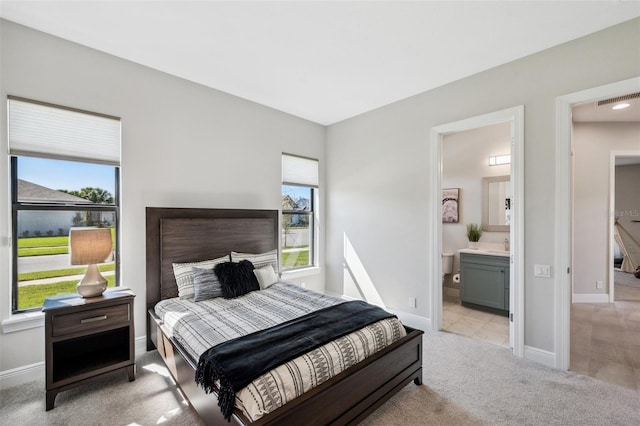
top-left (597, 92), bottom-right (640, 106)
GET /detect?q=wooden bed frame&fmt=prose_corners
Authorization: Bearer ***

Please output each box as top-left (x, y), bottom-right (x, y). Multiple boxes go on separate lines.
top-left (146, 207), bottom-right (423, 425)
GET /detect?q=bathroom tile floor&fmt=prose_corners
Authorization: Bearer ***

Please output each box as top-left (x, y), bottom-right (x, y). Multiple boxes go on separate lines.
top-left (570, 271), bottom-right (640, 391)
top-left (442, 295), bottom-right (510, 348)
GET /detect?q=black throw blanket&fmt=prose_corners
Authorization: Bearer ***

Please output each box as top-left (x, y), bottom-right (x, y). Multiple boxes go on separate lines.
top-left (195, 300), bottom-right (396, 421)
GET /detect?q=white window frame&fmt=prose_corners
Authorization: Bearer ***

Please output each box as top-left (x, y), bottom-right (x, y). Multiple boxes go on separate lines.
top-left (8, 97), bottom-right (121, 313)
top-left (281, 153), bottom-right (319, 272)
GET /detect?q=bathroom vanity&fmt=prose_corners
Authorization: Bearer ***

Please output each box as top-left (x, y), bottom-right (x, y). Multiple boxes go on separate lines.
top-left (459, 249), bottom-right (509, 316)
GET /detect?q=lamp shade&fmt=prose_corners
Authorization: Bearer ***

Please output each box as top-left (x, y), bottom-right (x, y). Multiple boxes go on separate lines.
top-left (69, 228), bottom-right (113, 265)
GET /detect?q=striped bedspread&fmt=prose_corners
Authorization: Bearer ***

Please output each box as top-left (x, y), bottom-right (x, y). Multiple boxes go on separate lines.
top-left (154, 282), bottom-right (406, 421)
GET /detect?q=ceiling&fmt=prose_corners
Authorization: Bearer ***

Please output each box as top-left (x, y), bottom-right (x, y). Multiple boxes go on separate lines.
top-left (573, 96), bottom-right (640, 122)
top-left (1, 1), bottom-right (639, 125)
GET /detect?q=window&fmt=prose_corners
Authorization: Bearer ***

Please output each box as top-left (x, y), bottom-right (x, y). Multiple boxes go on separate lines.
top-left (8, 97), bottom-right (121, 313)
top-left (281, 154), bottom-right (318, 271)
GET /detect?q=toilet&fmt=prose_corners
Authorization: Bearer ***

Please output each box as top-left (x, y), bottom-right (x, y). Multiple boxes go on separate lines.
top-left (442, 252), bottom-right (454, 283)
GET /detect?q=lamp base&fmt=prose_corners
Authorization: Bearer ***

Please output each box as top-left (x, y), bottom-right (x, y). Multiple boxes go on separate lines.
top-left (76, 264), bottom-right (108, 298)
top-left (77, 282), bottom-right (107, 298)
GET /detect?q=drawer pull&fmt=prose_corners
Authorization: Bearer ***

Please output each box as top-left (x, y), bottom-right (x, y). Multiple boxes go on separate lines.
top-left (81, 315), bottom-right (108, 324)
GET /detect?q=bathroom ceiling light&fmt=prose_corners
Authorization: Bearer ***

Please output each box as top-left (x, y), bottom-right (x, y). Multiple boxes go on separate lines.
top-left (612, 103), bottom-right (630, 110)
top-left (489, 154), bottom-right (510, 166)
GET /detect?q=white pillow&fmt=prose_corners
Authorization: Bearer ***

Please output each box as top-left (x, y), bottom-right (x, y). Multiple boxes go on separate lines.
top-left (253, 264), bottom-right (278, 290)
top-left (172, 255), bottom-right (229, 299)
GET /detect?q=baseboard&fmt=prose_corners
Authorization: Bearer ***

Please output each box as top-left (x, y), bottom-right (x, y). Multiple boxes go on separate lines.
top-left (338, 293), bottom-right (430, 331)
top-left (0, 361), bottom-right (44, 389)
top-left (524, 345), bottom-right (556, 368)
top-left (0, 336), bottom-right (150, 389)
top-left (135, 335), bottom-right (148, 355)
top-left (389, 309), bottom-right (431, 332)
top-left (572, 293), bottom-right (610, 304)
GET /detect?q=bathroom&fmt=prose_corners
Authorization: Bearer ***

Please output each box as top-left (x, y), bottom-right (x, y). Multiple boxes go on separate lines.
top-left (441, 121), bottom-right (511, 347)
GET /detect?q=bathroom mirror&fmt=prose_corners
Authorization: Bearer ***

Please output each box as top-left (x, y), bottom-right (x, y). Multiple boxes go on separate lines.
top-left (482, 175), bottom-right (510, 232)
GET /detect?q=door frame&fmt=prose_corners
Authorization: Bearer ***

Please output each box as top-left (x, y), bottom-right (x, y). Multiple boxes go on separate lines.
top-left (608, 151), bottom-right (640, 303)
top-left (555, 76), bottom-right (640, 370)
top-left (429, 105), bottom-right (524, 358)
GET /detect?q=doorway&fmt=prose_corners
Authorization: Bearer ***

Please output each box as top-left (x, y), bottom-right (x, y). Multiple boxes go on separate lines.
top-left (555, 76), bottom-right (640, 372)
top-left (430, 106), bottom-right (524, 358)
top-left (440, 123), bottom-right (511, 347)
top-left (609, 153), bottom-right (640, 303)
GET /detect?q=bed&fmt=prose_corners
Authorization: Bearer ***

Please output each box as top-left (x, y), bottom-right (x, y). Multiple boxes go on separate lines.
top-left (146, 207), bottom-right (423, 425)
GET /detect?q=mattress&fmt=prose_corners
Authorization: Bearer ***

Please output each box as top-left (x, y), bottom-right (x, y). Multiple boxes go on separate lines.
top-left (154, 282), bottom-right (406, 421)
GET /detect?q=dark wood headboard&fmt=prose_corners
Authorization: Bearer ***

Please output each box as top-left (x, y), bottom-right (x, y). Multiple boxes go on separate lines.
top-left (145, 207), bottom-right (278, 314)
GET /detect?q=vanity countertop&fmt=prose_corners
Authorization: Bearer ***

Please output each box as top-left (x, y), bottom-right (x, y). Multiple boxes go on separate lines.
top-left (458, 248), bottom-right (510, 257)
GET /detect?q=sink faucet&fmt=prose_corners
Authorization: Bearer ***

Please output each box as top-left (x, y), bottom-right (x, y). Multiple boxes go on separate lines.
top-left (504, 238), bottom-right (510, 251)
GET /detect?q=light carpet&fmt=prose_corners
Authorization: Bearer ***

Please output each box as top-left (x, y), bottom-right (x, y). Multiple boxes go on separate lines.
top-left (2, 329), bottom-right (639, 425)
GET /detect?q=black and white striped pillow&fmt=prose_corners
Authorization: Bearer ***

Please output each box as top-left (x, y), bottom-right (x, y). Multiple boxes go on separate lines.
top-left (231, 249), bottom-right (278, 273)
top-left (172, 255), bottom-right (229, 299)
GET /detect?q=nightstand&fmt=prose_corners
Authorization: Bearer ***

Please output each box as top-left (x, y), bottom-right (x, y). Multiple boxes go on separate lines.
top-left (43, 287), bottom-right (135, 410)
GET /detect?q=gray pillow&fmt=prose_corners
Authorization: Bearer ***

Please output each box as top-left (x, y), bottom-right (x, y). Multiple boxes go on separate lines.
top-left (192, 267), bottom-right (223, 302)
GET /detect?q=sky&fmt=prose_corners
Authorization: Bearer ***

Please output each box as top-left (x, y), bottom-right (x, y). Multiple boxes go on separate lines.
top-left (19, 158), bottom-right (310, 200)
top-left (282, 184), bottom-right (312, 201)
top-left (18, 157), bottom-right (116, 193)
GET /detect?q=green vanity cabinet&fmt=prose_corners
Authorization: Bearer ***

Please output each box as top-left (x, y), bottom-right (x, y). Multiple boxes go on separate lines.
top-left (460, 252), bottom-right (509, 314)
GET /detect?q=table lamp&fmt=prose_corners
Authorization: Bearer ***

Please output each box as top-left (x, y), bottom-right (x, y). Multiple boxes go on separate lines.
top-left (69, 228), bottom-right (113, 297)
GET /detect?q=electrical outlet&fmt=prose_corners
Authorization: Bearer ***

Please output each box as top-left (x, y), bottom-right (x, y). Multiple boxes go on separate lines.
top-left (534, 264), bottom-right (551, 278)
top-left (408, 297), bottom-right (416, 308)
top-left (596, 280), bottom-right (604, 289)
top-left (300, 282), bottom-right (306, 288)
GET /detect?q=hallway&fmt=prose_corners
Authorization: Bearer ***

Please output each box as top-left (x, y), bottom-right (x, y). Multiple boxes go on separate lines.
top-left (570, 271), bottom-right (640, 390)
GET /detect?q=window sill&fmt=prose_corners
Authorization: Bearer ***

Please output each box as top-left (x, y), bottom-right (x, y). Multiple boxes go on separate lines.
top-left (280, 266), bottom-right (321, 280)
top-left (2, 311), bottom-right (44, 334)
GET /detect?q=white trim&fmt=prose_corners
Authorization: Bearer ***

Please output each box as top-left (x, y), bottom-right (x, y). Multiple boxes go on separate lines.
top-left (430, 106), bottom-right (525, 359)
top-left (429, 125), bottom-right (443, 331)
top-left (390, 310), bottom-right (431, 332)
top-left (1, 311), bottom-right (44, 333)
top-left (0, 336), bottom-right (153, 389)
top-left (555, 77), bottom-right (640, 371)
top-left (0, 361), bottom-right (44, 389)
top-left (280, 266), bottom-right (321, 280)
top-left (338, 293), bottom-right (430, 331)
top-left (609, 152), bottom-right (616, 303)
top-left (572, 294), bottom-right (610, 304)
top-left (524, 345), bottom-right (556, 368)
top-left (135, 336), bottom-right (148, 356)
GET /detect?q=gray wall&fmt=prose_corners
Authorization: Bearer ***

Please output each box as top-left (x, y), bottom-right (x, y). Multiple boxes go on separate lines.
top-left (0, 20), bottom-right (326, 372)
top-left (326, 18), bottom-right (640, 355)
top-left (572, 122), bottom-right (640, 296)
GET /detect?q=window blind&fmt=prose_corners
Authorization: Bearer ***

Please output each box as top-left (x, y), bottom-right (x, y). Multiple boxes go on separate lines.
top-left (8, 97), bottom-right (121, 165)
top-left (282, 153), bottom-right (318, 187)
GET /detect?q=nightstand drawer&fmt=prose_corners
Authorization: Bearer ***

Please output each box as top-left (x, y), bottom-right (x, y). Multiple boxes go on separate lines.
top-left (52, 303), bottom-right (130, 337)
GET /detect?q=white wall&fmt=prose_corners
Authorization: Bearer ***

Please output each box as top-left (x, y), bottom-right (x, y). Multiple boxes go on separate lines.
top-left (326, 18), bottom-right (640, 355)
top-left (0, 20), bottom-right (326, 373)
top-left (572, 122), bottom-right (640, 296)
top-left (442, 122), bottom-right (510, 287)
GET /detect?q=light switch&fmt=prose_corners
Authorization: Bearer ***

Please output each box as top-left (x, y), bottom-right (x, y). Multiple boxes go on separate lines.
top-left (534, 264), bottom-right (551, 278)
